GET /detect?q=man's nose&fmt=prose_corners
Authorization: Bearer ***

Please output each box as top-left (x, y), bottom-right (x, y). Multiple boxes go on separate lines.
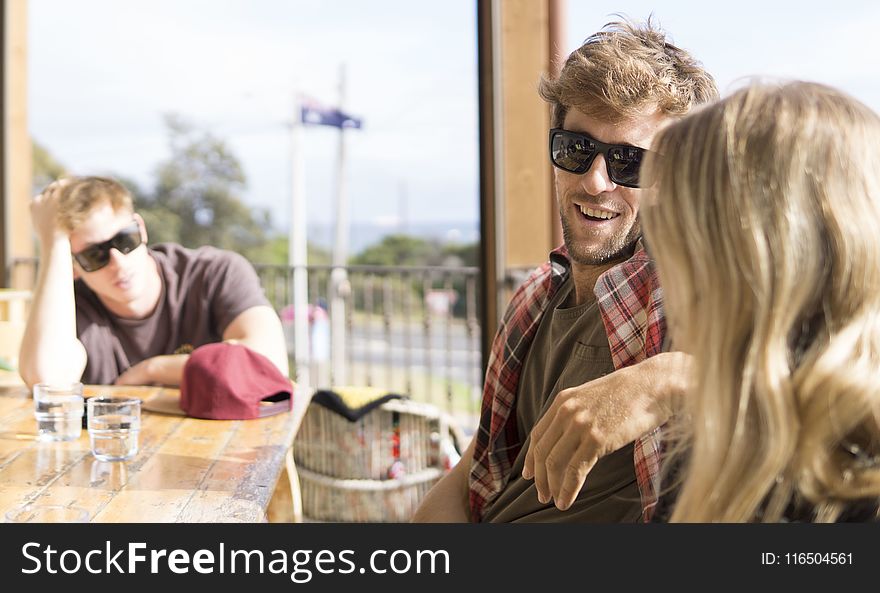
top-left (106, 248), bottom-right (126, 269)
top-left (579, 153), bottom-right (617, 195)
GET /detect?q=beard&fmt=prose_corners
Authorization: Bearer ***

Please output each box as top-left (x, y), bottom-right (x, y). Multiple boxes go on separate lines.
top-left (559, 206), bottom-right (642, 266)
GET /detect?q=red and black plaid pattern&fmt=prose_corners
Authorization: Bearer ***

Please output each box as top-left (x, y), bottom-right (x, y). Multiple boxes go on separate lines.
top-left (595, 247), bottom-right (666, 521)
top-left (468, 243), bottom-right (666, 522)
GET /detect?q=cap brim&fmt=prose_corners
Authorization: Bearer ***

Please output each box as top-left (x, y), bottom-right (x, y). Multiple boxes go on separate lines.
top-left (141, 388), bottom-right (186, 416)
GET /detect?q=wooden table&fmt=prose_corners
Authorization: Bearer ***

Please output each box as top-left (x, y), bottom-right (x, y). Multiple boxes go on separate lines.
top-left (0, 384), bottom-right (310, 522)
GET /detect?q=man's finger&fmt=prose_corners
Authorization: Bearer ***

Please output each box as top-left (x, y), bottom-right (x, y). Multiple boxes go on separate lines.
top-left (524, 393), bottom-right (569, 480)
top-left (531, 441), bottom-right (550, 504)
top-left (555, 447), bottom-right (598, 511)
top-left (523, 442), bottom-right (535, 480)
top-left (545, 429), bottom-right (581, 504)
top-left (530, 413), bottom-right (565, 504)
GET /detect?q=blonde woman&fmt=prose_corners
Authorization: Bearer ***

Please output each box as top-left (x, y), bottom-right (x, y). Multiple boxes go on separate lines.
top-left (642, 81), bottom-right (880, 522)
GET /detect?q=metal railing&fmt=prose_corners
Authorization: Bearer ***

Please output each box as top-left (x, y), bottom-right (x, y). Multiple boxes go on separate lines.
top-left (255, 263), bottom-right (483, 432)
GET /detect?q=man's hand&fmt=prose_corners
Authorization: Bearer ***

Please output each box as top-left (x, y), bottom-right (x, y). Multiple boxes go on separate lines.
top-left (31, 179), bottom-right (72, 244)
top-left (114, 359), bottom-right (154, 386)
top-left (522, 351), bottom-right (691, 511)
top-left (114, 354), bottom-right (189, 387)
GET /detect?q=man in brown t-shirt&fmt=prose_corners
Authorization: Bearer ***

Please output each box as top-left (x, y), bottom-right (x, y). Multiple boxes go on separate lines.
top-left (19, 176), bottom-right (288, 387)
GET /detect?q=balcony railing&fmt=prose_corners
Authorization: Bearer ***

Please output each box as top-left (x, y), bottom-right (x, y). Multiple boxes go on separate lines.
top-left (255, 263), bottom-right (482, 432)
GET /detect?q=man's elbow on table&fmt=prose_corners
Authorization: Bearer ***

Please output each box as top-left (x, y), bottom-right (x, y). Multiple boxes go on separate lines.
top-left (18, 340), bottom-right (87, 390)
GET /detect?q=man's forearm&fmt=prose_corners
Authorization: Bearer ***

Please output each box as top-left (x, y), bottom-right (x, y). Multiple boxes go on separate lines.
top-left (633, 351), bottom-right (692, 417)
top-left (18, 237), bottom-right (86, 387)
top-left (222, 306), bottom-right (290, 377)
top-left (227, 336), bottom-right (289, 377)
top-left (412, 437), bottom-right (474, 522)
top-left (115, 354), bottom-right (190, 386)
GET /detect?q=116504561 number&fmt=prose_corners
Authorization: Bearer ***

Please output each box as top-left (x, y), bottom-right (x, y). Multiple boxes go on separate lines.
top-left (786, 552), bottom-right (852, 565)
top-left (762, 552), bottom-right (854, 565)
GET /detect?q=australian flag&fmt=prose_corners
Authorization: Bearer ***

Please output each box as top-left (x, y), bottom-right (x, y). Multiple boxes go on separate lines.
top-left (301, 101), bottom-right (363, 129)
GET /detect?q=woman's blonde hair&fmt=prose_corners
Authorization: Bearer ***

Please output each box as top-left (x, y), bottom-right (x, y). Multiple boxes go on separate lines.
top-left (642, 81), bottom-right (880, 522)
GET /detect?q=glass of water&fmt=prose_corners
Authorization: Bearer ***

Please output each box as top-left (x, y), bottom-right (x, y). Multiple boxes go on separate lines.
top-left (87, 396), bottom-right (141, 461)
top-left (33, 382), bottom-right (84, 442)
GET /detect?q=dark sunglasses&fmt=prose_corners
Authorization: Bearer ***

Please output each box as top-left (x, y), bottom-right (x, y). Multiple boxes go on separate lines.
top-left (549, 128), bottom-right (649, 188)
top-left (72, 221), bottom-right (143, 272)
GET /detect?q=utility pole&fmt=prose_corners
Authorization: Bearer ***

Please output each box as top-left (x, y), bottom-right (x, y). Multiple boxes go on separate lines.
top-left (290, 95), bottom-right (310, 389)
top-left (330, 65), bottom-right (350, 386)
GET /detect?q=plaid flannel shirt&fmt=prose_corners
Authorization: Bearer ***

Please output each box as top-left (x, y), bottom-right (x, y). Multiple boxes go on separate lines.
top-left (468, 242), bottom-right (666, 522)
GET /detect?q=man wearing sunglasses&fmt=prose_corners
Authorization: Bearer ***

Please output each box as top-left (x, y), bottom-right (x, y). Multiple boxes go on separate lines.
top-left (19, 176), bottom-right (288, 388)
top-left (415, 20), bottom-right (717, 523)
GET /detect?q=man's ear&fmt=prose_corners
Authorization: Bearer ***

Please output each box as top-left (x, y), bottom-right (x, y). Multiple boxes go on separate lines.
top-left (72, 261), bottom-right (82, 281)
top-left (133, 212), bottom-right (148, 244)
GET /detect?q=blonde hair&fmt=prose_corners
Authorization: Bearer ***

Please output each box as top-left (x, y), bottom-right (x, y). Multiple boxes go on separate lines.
top-left (539, 18), bottom-right (718, 126)
top-left (56, 176), bottom-right (134, 232)
top-left (642, 81), bottom-right (880, 522)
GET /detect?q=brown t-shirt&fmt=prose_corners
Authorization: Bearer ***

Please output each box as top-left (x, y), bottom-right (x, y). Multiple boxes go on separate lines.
top-left (481, 278), bottom-right (643, 523)
top-left (75, 243), bottom-right (270, 384)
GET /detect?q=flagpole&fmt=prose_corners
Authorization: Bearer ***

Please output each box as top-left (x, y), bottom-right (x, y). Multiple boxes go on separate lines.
top-left (330, 64), bottom-right (349, 387)
top-left (290, 94), bottom-right (311, 390)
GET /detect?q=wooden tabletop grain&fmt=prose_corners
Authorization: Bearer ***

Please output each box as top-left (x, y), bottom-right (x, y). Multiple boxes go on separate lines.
top-left (0, 384), bottom-right (310, 523)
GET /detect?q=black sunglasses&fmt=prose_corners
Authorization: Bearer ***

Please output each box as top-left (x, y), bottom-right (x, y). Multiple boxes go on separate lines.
top-left (72, 221), bottom-right (143, 272)
top-left (549, 128), bottom-right (649, 188)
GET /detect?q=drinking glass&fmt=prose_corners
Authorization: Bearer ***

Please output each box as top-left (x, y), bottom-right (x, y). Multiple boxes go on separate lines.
top-left (87, 396), bottom-right (141, 461)
top-left (33, 382), bottom-right (84, 442)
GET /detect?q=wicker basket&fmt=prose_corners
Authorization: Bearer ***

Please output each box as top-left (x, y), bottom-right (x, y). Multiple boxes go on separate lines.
top-left (294, 398), bottom-right (463, 522)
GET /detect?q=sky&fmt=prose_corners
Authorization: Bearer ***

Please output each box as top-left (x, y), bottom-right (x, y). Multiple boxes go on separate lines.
top-left (29, 1), bottom-right (880, 235)
top-left (566, 1), bottom-right (880, 112)
top-left (29, 0), bottom-right (479, 232)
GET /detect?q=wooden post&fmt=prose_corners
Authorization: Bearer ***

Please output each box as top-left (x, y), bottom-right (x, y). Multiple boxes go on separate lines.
top-left (2, 0), bottom-right (33, 289)
top-left (478, 0), bottom-right (557, 371)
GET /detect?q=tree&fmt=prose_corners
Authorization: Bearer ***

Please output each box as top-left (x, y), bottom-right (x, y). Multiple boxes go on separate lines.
top-left (348, 234), bottom-right (478, 318)
top-left (351, 234), bottom-right (477, 268)
top-left (32, 139), bottom-right (66, 191)
top-left (441, 241), bottom-right (478, 267)
top-left (30, 123), bottom-right (289, 266)
top-left (350, 234), bottom-right (443, 267)
top-left (243, 235), bottom-right (331, 266)
top-left (145, 114), bottom-right (271, 259)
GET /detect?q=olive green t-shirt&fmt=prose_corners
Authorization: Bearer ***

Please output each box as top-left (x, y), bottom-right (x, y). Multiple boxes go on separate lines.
top-left (481, 277), bottom-right (643, 523)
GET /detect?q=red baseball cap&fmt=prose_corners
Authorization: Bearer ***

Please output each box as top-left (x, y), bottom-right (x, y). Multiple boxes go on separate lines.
top-left (180, 342), bottom-right (293, 420)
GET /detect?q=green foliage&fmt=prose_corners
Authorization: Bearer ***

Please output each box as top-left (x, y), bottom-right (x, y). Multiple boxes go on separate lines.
top-left (350, 233), bottom-right (477, 268)
top-left (244, 235), bottom-right (288, 266)
top-left (140, 114), bottom-right (270, 259)
top-left (230, 235), bottom-right (331, 267)
top-left (346, 234), bottom-right (478, 318)
top-left (350, 234), bottom-right (442, 266)
top-left (243, 235), bottom-right (328, 266)
top-left (138, 207), bottom-right (183, 245)
top-left (441, 241), bottom-right (478, 267)
top-left (32, 139), bottom-right (67, 190)
top-left (308, 242), bottom-right (332, 265)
